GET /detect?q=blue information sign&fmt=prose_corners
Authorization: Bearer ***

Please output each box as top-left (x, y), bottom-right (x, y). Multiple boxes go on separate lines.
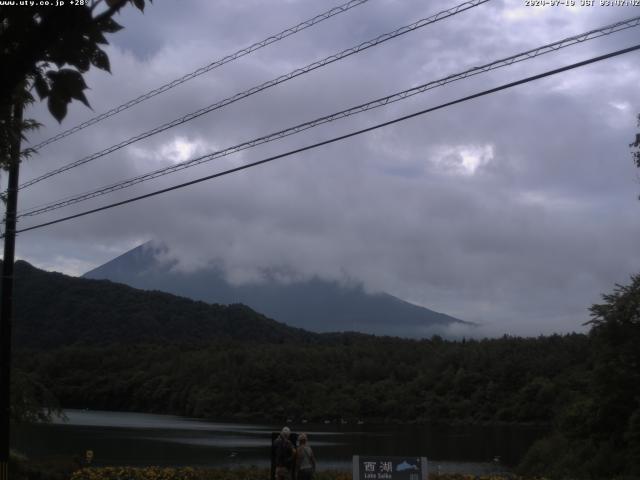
top-left (353, 456), bottom-right (428, 480)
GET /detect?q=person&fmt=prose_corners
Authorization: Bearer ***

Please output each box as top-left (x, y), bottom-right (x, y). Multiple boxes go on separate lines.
top-left (295, 433), bottom-right (316, 480)
top-left (274, 426), bottom-right (295, 480)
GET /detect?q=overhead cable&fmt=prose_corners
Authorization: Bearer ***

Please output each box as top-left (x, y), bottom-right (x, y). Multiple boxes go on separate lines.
top-left (18, 14), bottom-right (640, 218)
top-left (28, 0), bottom-right (372, 152)
top-left (11, 43), bottom-right (640, 237)
top-left (19, 0), bottom-right (489, 190)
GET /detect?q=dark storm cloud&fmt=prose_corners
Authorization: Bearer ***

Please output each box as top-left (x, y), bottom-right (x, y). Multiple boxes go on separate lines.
top-left (8, 0), bottom-right (640, 336)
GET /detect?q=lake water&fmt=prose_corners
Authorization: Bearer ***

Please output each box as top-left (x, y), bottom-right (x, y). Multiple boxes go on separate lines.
top-left (13, 410), bottom-right (546, 474)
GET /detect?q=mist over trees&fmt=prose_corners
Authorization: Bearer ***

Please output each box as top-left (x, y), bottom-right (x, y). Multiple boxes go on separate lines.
top-left (9, 260), bottom-right (590, 427)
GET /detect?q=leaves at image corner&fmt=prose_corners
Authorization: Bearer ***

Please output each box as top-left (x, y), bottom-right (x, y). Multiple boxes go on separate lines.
top-left (0, 0), bottom-right (151, 170)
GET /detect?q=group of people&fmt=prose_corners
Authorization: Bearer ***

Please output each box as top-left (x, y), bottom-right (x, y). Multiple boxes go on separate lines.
top-left (273, 426), bottom-right (317, 480)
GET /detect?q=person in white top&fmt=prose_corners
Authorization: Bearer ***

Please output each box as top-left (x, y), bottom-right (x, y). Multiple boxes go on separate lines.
top-left (295, 433), bottom-right (317, 480)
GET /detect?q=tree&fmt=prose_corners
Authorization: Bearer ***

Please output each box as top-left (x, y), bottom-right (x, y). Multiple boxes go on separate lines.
top-left (518, 117), bottom-right (640, 478)
top-left (517, 277), bottom-right (640, 478)
top-left (586, 275), bottom-right (640, 476)
top-left (10, 368), bottom-right (61, 424)
top-left (632, 114), bottom-right (640, 169)
top-left (0, 0), bottom-right (152, 474)
top-left (633, 113), bottom-right (640, 200)
top-left (1, 0), bottom-right (153, 167)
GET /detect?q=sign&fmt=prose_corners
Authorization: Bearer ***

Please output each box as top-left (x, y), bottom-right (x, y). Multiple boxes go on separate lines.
top-left (353, 456), bottom-right (427, 480)
top-left (85, 450), bottom-right (94, 464)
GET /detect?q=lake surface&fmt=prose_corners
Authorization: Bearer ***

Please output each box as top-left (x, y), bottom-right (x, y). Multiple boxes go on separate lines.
top-left (13, 410), bottom-right (546, 474)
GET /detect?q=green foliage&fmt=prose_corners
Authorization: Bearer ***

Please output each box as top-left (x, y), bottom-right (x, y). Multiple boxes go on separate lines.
top-left (518, 275), bottom-right (640, 479)
top-left (15, 334), bottom-right (591, 426)
top-left (8, 262), bottom-right (593, 426)
top-left (10, 368), bottom-right (61, 424)
top-left (586, 275), bottom-right (640, 477)
top-left (9, 260), bottom-right (313, 348)
top-left (9, 450), bottom-right (80, 480)
top-left (8, 261), bottom-right (595, 427)
top-left (0, 0), bottom-right (151, 169)
top-left (0, 0), bottom-right (150, 111)
top-left (0, 87), bottom-right (41, 181)
top-left (517, 433), bottom-right (571, 478)
top-left (632, 114), bottom-right (640, 169)
top-left (44, 68), bottom-right (90, 123)
top-left (71, 466), bottom-right (203, 480)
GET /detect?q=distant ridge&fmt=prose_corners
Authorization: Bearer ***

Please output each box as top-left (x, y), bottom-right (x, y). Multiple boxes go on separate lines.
top-left (84, 241), bottom-right (471, 337)
top-left (6, 259), bottom-right (315, 349)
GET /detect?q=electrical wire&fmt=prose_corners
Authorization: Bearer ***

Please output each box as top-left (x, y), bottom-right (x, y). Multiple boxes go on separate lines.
top-left (17, 14), bottom-right (640, 219)
top-left (19, 0), bottom-right (489, 190)
top-left (28, 0), bottom-right (372, 152)
top-left (10, 43), bottom-right (640, 237)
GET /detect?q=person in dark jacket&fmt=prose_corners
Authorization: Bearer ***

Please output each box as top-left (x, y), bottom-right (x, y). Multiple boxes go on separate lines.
top-left (274, 426), bottom-right (295, 480)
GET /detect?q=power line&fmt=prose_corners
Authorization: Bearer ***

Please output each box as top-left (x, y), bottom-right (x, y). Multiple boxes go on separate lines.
top-left (11, 43), bottom-right (640, 237)
top-left (28, 0), bottom-right (372, 152)
top-left (19, 0), bottom-right (489, 190)
top-left (18, 14), bottom-right (640, 219)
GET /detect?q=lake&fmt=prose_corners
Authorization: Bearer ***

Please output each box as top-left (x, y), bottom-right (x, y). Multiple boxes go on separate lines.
top-left (13, 410), bottom-right (546, 474)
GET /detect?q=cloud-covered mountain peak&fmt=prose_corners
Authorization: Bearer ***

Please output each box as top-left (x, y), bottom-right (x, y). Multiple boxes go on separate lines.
top-left (84, 241), bottom-right (471, 338)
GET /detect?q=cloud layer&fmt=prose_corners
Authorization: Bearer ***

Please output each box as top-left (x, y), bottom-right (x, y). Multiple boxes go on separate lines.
top-left (8, 0), bottom-right (640, 336)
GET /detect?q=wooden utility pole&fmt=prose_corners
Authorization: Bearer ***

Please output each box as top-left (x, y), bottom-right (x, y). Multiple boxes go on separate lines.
top-left (0, 99), bottom-right (23, 480)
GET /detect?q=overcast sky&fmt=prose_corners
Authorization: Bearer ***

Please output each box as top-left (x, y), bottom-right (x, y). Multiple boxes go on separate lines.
top-left (7, 0), bottom-right (640, 336)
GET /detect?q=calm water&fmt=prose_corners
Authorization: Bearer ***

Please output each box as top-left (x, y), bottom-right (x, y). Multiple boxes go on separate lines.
top-left (13, 410), bottom-right (546, 474)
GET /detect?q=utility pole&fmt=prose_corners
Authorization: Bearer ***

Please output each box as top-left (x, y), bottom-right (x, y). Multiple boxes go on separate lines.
top-left (0, 99), bottom-right (23, 480)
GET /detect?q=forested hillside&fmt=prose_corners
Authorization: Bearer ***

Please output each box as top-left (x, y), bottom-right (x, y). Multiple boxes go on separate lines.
top-left (7, 260), bottom-right (314, 348)
top-left (16, 334), bottom-right (591, 425)
top-left (8, 259), bottom-right (592, 427)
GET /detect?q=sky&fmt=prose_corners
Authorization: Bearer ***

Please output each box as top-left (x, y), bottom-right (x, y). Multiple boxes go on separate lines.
top-left (6, 0), bottom-right (640, 337)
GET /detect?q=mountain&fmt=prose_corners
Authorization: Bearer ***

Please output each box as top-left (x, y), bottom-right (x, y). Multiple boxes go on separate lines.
top-left (84, 242), bottom-right (470, 337)
top-left (6, 260), bottom-right (315, 350)
top-left (5, 259), bottom-right (595, 439)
